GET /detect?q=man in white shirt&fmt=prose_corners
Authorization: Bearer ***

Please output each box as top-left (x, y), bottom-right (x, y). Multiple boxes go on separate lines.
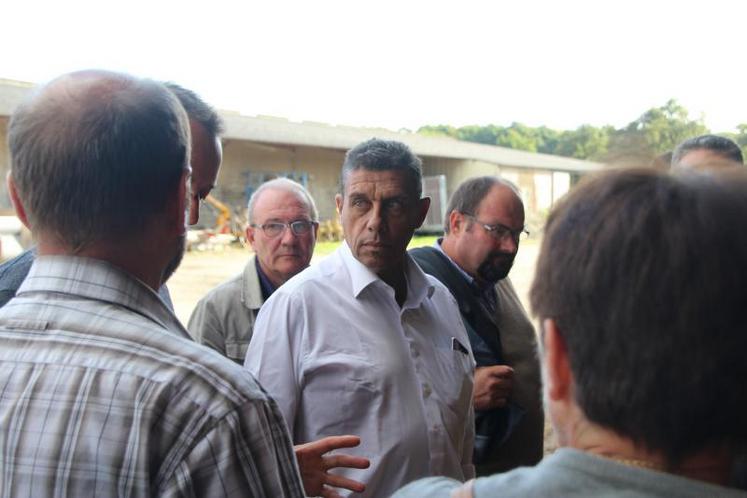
top-left (245, 138), bottom-right (475, 497)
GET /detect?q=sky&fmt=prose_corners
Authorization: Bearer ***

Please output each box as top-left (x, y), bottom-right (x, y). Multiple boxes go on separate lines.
top-left (2, 0), bottom-right (744, 133)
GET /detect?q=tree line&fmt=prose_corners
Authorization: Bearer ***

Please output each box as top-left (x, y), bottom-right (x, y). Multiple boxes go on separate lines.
top-left (418, 100), bottom-right (747, 165)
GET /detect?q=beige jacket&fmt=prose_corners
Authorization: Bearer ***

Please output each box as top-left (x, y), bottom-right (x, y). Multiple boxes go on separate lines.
top-left (187, 255), bottom-right (263, 363)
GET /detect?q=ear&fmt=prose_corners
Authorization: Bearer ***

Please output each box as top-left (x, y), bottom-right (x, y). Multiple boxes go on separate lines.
top-left (313, 222), bottom-right (319, 239)
top-left (164, 169), bottom-right (190, 236)
top-left (335, 193), bottom-right (343, 216)
top-left (448, 210), bottom-right (464, 234)
top-left (245, 225), bottom-right (256, 246)
top-left (7, 173), bottom-right (30, 229)
top-left (542, 318), bottom-right (573, 403)
top-left (414, 196), bottom-right (431, 228)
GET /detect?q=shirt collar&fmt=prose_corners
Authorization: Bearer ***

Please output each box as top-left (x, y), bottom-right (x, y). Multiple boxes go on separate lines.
top-left (434, 237), bottom-right (495, 294)
top-left (339, 241), bottom-right (435, 306)
top-left (434, 237), bottom-right (476, 285)
top-left (339, 241), bottom-right (379, 298)
top-left (18, 255), bottom-right (190, 339)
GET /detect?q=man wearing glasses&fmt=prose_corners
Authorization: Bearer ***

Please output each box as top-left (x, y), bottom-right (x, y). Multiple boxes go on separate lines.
top-left (411, 176), bottom-right (544, 476)
top-left (188, 177), bottom-right (318, 363)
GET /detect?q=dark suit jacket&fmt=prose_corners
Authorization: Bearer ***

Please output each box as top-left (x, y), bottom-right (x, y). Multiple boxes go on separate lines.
top-left (411, 245), bottom-right (544, 474)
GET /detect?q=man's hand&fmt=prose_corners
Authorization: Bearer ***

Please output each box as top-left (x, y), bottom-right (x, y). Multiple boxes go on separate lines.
top-left (295, 435), bottom-right (370, 498)
top-left (473, 365), bottom-right (514, 410)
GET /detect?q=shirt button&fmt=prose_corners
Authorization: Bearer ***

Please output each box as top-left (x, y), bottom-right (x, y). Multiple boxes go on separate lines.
top-left (423, 384), bottom-right (432, 397)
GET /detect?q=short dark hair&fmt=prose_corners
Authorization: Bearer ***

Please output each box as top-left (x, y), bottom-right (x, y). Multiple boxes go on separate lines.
top-left (340, 138), bottom-right (423, 198)
top-left (164, 82), bottom-right (224, 137)
top-left (530, 168), bottom-right (747, 465)
top-left (671, 134), bottom-right (743, 167)
top-left (443, 176), bottom-right (520, 233)
top-left (9, 71), bottom-right (190, 250)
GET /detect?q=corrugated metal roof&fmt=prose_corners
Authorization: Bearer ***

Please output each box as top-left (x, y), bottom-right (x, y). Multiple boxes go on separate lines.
top-left (223, 114), bottom-right (604, 173)
top-left (1, 79), bottom-right (603, 173)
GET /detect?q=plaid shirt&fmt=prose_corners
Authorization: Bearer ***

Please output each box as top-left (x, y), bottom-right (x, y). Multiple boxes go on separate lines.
top-left (0, 256), bottom-right (304, 498)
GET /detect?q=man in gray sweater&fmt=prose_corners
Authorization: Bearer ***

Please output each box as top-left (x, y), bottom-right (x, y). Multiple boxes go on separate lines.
top-left (396, 168), bottom-right (747, 497)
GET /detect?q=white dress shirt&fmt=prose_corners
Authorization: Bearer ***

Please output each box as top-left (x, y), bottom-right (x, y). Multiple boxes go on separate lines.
top-left (245, 242), bottom-right (475, 497)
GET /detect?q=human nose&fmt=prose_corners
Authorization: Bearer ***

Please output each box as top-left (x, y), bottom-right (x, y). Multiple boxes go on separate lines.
top-left (280, 223), bottom-right (298, 244)
top-left (365, 202), bottom-right (385, 233)
top-left (497, 232), bottom-right (518, 253)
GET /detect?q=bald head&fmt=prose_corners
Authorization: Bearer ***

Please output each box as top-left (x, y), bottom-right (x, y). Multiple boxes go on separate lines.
top-left (247, 178), bottom-right (318, 224)
top-left (443, 176), bottom-right (522, 233)
top-left (440, 176), bottom-right (525, 284)
top-left (8, 70), bottom-right (190, 250)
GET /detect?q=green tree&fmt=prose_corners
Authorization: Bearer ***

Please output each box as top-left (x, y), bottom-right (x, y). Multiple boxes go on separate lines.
top-left (555, 125), bottom-right (612, 160)
top-left (457, 124), bottom-right (502, 145)
top-left (418, 124), bottom-right (458, 138)
top-left (534, 126), bottom-right (562, 155)
top-left (624, 99), bottom-right (709, 154)
top-left (495, 122), bottom-right (538, 152)
top-left (734, 124), bottom-right (747, 151)
top-left (415, 99), bottom-right (724, 165)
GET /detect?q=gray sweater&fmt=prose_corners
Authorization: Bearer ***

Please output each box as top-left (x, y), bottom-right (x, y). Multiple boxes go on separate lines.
top-left (393, 448), bottom-right (747, 497)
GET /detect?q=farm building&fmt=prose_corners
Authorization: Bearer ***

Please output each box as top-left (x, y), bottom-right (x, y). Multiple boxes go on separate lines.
top-left (0, 78), bottom-right (603, 234)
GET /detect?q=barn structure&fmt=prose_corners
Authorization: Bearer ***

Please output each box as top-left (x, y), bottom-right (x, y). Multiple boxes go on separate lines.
top-left (0, 78), bottom-right (603, 235)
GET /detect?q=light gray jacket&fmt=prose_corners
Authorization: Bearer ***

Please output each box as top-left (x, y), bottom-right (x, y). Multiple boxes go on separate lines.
top-left (188, 255), bottom-right (263, 363)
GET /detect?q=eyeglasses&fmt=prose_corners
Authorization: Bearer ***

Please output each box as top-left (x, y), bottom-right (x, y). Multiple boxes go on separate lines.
top-left (251, 220), bottom-right (318, 238)
top-left (464, 214), bottom-right (529, 242)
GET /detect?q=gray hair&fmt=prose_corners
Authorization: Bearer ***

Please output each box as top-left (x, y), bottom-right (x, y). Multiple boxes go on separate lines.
top-left (8, 70), bottom-right (190, 250)
top-left (444, 176), bottom-right (522, 233)
top-left (671, 134), bottom-right (744, 167)
top-left (340, 138), bottom-right (423, 199)
top-left (247, 177), bottom-right (318, 224)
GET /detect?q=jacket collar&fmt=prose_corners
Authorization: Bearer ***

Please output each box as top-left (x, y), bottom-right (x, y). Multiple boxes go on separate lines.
top-left (241, 254), bottom-right (264, 310)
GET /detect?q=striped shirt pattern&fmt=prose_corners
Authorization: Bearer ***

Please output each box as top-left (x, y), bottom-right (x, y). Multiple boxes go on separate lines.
top-left (0, 256), bottom-right (304, 498)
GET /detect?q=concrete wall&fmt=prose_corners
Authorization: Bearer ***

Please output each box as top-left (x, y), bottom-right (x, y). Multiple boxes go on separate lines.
top-left (421, 157), bottom-right (563, 233)
top-left (422, 157), bottom-right (501, 197)
top-left (195, 140), bottom-right (345, 228)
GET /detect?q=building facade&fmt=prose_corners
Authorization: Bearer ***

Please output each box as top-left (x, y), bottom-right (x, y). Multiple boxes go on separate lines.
top-left (0, 79), bottom-right (601, 234)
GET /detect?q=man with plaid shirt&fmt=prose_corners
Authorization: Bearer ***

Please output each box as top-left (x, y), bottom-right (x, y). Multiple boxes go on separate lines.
top-left (0, 70), bottom-right (305, 497)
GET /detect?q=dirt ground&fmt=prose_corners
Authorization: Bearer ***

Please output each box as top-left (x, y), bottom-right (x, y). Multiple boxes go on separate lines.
top-left (169, 239), bottom-right (540, 325)
top-left (168, 238), bottom-right (558, 453)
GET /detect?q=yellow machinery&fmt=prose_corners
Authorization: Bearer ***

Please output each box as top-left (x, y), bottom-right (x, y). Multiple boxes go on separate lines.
top-left (204, 194), bottom-right (232, 234)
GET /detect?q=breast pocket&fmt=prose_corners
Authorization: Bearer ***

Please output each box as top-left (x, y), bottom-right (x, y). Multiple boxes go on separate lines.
top-left (302, 351), bottom-right (382, 435)
top-left (431, 345), bottom-right (474, 420)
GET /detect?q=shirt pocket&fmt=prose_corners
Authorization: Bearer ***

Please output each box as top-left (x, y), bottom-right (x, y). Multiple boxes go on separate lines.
top-left (431, 346), bottom-right (474, 421)
top-left (302, 351), bottom-right (382, 435)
